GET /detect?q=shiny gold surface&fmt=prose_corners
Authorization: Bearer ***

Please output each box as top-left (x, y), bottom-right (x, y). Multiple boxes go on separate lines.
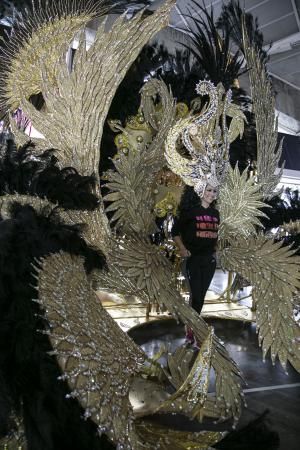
top-left (103, 78), bottom-right (244, 424)
top-left (99, 289), bottom-right (255, 332)
top-left (21, 2), bottom-right (175, 176)
top-left (133, 420), bottom-right (225, 449)
top-left (242, 22), bottom-right (283, 200)
top-left (36, 252), bottom-right (145, 447)
top-left (165, 80), bottom-right (246, 196)
top-left (2, 2), bottom-right (300, 448)
top-left (154, 191), bottom-right (178, 217)
top-left (0, 193), bottom-right (111, 254)
top-left (1, 11), bottom-right (94, 113)
top-left (155, 328), bottom-right (214, 419)
top-left (35, 252), bottom-right (237, 448)
top-left (218, 165), bottom-right (269, 240)
top-left (221, 235), bottom-right (300, 372)
top-left (104, 79), bottom-right (176, 233)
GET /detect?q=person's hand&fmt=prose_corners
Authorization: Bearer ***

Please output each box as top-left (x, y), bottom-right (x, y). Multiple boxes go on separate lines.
top-left (179, 246), bottom-right (191, 258)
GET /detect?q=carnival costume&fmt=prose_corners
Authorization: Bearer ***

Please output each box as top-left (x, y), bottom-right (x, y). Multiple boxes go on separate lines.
top-left (0, 1), bottom-right (299, 449)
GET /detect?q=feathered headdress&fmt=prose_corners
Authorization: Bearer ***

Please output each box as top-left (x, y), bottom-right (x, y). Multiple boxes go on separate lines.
top-left (165, 80), bottom-right (246, 197)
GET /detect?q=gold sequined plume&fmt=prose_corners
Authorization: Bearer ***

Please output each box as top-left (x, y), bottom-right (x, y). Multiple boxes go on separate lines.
top-left (165, 80), bottom-right (246, 197)
top-left (0, 0), bottom-right (102, 115)
top-left (1, 0), bottom-right (176, 175)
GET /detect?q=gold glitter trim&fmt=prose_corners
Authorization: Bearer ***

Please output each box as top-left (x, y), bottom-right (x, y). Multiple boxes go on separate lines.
top-left (221, 235), bottom-right (300, 372)
top-left (35, 251), bottom-right (145, 447)
top-left (242, 21), bottom-right (283, 199)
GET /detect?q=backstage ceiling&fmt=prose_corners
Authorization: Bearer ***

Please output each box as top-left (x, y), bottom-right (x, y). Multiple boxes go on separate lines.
top-left (168, 0), bottom-right (300, 132)
top-left (171, 0), bottom-right (300, 90)
top-left (2, 1), bottom-right (300, 133)
top-left (97, 0), bottom-right (300, 132)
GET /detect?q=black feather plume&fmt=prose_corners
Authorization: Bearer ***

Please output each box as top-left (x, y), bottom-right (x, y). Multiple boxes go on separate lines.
top-left (0, 139), bottom-right (100, 210)
top-left (216, 0), bottom-right (269, 63)
top-left (181, 0), bottom-right (247, 90)
top-left (0, 203), bottom-right (111, 449)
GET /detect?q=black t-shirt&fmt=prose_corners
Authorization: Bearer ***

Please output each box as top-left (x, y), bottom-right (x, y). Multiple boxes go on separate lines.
top-left (172, 205), bottom-right (219, 256)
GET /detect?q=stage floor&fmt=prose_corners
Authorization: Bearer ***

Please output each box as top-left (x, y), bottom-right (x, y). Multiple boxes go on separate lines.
top-left (97, 269), bottom-right (300, 449)
top-left (98, 269), bottom-right (255, 332)
top-left (128, 318), bottom-right (300, 450)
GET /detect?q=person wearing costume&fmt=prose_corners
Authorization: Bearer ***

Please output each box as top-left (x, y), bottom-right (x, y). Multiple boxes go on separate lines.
top-left (172, 183), bottom-right (219, 336)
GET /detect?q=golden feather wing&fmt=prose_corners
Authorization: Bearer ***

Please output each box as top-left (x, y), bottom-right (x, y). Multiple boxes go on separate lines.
top-left (218, 165), bottom-right (269, 240)
top-left (34, 251), bottom-right (145, 447)
top-left (0, 10), bottom-right (94, 113)
top-left (221, 235), bottom-right (300, 372)
top-left (242, 24), bottom-right (283, 199)
top-left (17, 1), bottom-right (175, 175)
top-left (104, 79), bottom-right (176, 234)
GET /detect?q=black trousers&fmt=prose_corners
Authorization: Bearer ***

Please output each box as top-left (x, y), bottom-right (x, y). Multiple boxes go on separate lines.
top-left (185, 254), bottom-right (216, 314)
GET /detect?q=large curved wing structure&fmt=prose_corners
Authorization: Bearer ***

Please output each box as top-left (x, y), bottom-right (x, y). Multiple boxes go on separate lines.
top-left (35, 251), bottom-right (145, 447)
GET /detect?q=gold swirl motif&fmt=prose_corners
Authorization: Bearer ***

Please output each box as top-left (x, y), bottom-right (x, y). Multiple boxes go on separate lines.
top-left (154, 191), bottom-right (178, 217)
top-left (0, 12), bottom-right (95, 113)
top-left (154, 167), bottom-right (184, 187)
top-left (110, 93), bottom-right (188, 161)
top-left (165, 80), bottom-right (246, 197)
top-left (109, 113), bottom-right (153, 158)
top-left (176, 102), bottom-right (189, 119)
top-left (126, 112), bottom-right (152, 132)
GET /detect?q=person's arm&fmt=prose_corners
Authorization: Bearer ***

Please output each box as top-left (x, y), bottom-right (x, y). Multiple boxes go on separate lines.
top-left (172, 214), bottom-right (191, 257)
top-left (173, 235), bottom-right (191, 257)
top-left (213, 208), bottom-right (220, 254)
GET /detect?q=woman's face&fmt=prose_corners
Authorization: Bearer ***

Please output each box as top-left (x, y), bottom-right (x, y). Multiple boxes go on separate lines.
top-left (202, 184), bottom-right (218, 205)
